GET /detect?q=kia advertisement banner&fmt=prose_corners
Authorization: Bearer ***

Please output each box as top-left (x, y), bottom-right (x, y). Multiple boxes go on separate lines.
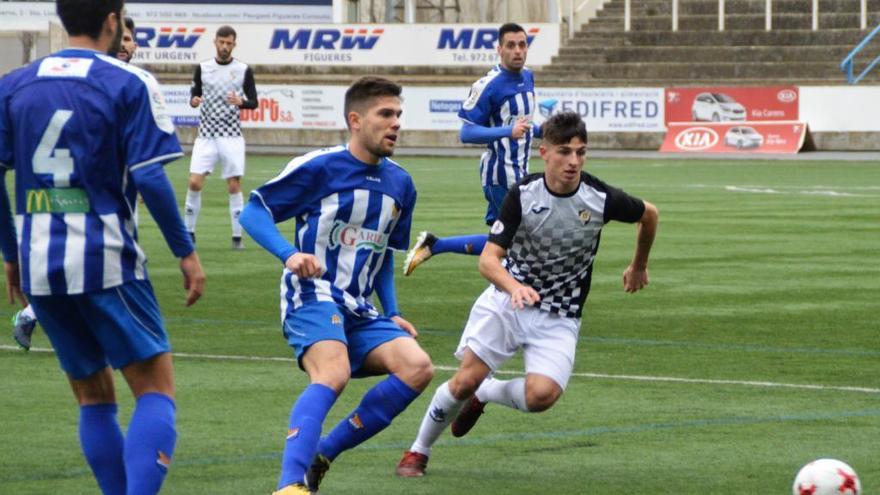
top-left (660, 122), bottom-right (808, 154)
top-left (664, 86), bottom-right (799, 125)
top-left (133, 22), bottom-right (559, 66)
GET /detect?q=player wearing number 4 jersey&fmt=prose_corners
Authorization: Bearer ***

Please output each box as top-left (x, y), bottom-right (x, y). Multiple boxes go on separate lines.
top-left (396, 111), bottom-right (659, 478)
top-left (0, 1), bottom-right (205, 494)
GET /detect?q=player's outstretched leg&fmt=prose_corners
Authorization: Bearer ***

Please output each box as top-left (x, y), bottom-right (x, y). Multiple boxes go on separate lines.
top-left (403, 231), bottom-right (437, 276)
top-left (396, 381), bottom-right (466, 477)
top-left (403, 232), bottom-right (489, 276)
top-left (12, 305), bottom-right (37, 351)
top-left (276, 383), bottom-right (337, 493)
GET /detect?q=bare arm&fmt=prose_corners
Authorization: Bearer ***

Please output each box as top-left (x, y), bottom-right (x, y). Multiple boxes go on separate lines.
top-left (478, 242), bottom-right (540, 309)
top-left (622, 201), bottom-right (659, 293)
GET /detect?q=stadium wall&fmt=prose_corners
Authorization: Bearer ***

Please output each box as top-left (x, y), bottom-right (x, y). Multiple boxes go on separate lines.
top-left (169, 84), bottom-right (880, 152)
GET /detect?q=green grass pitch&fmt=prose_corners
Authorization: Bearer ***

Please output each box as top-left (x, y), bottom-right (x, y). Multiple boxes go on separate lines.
top-left (1, 154), bottom-right (878, 494)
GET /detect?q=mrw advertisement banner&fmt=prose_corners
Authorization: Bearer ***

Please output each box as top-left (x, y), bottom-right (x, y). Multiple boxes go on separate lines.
top-left (132, 23), bottom-right (560, 66)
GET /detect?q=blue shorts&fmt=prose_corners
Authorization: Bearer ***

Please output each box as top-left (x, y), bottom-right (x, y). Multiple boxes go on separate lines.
top-left (283, 302), bottom-right (411, 378)
top-left (483, 184), bottom-right (511, 225)
top-left (28, 280), bottom-right (169, 380)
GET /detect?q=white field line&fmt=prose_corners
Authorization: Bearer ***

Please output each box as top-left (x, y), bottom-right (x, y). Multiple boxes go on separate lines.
top-left (3, 344), bottom-right (878, 395)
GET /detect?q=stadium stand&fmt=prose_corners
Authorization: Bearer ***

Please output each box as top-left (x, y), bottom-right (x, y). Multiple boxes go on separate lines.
top-left (540, 0), bottom-right (880, 86)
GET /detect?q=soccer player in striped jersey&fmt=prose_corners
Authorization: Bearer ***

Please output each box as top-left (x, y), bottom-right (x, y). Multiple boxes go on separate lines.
top-left (10, 14), bottom-right (138, 352)
top-left (239, 77), bottom-right (433, 495)
top-left (0, 1), bottom-right (205, 493)
top-left (403, 22), bottom-right (541, 275)
top-left (396, 111), bottom-right (658, 478)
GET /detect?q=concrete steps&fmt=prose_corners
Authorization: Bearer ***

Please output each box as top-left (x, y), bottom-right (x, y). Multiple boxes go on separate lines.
top-left (543, 0), bottom-right (880, 85)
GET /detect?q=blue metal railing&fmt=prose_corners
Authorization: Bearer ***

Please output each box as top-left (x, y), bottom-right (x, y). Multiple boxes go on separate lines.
top-left (841, 23), bottom-right (880, 84)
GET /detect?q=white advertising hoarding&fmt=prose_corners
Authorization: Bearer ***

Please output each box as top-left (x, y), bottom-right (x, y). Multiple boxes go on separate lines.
top-left (164, 84), bottom-right (664, 133)
top-left (133, 23), bottom-right (560, 66)
top-left (0, 1), bottom-right (331, 29)
top-left (799, 86), bottom-right (880, 132)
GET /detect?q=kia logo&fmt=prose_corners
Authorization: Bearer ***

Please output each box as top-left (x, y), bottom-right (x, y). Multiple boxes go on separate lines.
top-left (777, 89), bottom-right (797, 103)
top-left (674, 127), bottom-right (718, 151)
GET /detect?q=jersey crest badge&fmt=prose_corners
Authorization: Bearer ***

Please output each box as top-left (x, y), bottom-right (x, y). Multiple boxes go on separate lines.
top-left (578, 209), bottom-right (592, 224)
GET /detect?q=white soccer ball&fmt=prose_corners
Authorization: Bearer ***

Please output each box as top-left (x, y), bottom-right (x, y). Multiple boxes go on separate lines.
top-left (792, 458), bottom-right (861, 495)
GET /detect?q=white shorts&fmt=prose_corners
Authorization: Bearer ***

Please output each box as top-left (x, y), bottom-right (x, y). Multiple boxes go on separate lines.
top-left (189, 136), bottom-right (245, 179)
top-left (455, 286), bottom-right (581, 389)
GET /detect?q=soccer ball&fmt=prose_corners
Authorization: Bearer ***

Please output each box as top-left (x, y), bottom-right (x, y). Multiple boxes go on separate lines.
top-left (792, 458), bottom-right (861, 495)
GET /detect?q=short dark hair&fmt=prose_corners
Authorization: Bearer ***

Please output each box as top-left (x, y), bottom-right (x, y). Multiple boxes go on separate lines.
top-left (344, 76), bottom-right (402, 123)
top-left (124, 16), bottom-right (134, 32)
top-left (216, 25), bottom-right (237, 40)
top-left (541, 111), bottom-right (587, 146)
top-left (56, 0), bottom-right (123, 39)
top-left (498, 22), bottom-right (526, 43)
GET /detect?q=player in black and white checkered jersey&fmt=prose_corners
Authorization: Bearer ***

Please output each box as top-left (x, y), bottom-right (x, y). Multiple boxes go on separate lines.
top-left (397, 111), bottom-right (659, 477)
top-left (185, 25), bottom-right (257, 250)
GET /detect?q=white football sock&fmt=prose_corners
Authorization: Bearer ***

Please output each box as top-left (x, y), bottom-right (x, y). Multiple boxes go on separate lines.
top-left (184, 189), bottom-right (201, 234)
top-left (21, 304), bottom-right (36, 320)
top-left (410, 381), bottom-right (465, 457)
top-left (229, 192), bottom-right (243, 238)
top-left (475, 377), bottom-right (528, 411)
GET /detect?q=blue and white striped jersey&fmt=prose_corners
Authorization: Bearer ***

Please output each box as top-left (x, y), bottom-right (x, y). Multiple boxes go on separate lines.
top-left (458, 64), bottom-right (536, 189)
top-left (251, 145), bottom-right (417, 318)
top-left (0, 49), bottom-right (183, 295)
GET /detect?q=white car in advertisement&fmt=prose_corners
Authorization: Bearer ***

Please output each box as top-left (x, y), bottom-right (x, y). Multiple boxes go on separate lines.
top-left (724, 126), bottom-right (764, 149)
top-left (691, 92), bottom-right (746, 122)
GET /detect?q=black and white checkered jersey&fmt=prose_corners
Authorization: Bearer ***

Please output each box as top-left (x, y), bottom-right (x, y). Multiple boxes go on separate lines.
top-left (190, 58), bottom-right (257, 138)
top-left (488, 172), bottom-right (645, 318)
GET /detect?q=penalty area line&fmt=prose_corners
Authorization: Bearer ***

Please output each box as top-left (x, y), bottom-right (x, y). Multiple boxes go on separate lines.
top-left (2, 344), bottom-right (877, 395)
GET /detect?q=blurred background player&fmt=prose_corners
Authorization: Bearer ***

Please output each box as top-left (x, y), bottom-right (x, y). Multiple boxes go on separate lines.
top-left (186, 25), bottom-right (257, 249)
top-left (239, 77), bottom-right (434, 495)
top-left (0, 0), bottom-right (205, 493)
top-left (10, 16), bottom-right (136, 352)
top-left (116, 16), bottom-right (136, 63)
top-left (403, 22), bottom-right (541, 276)
top-left (396, 111), bottom-right (658, 477)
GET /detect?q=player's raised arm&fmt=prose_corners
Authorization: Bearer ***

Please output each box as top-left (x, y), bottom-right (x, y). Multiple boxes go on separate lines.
top-left (189, 64), bottom-right (202, 107)
top-left (623, 201), bottom-right (658, 293)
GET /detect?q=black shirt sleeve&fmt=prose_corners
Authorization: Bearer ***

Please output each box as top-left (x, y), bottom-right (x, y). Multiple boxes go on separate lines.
top-left (190, 64), bottom-right (202, 101)
top-left (487, 185), bottom-right (522, 249)
top-left (240, 67), bottom-right (258, 110)
top-left (600, 179), bottom-right (645, 224)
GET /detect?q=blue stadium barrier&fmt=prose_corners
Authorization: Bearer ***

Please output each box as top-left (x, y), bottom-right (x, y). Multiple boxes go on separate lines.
top-left (841, 23), bottom-right (880, 84)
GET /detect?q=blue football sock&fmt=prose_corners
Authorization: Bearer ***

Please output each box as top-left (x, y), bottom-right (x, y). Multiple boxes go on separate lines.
top-left (318, 374), bottom-right (420, 461)
top-left (79, 403), bottom-right (126, 495)
top-left (278, 383), bottom-right (337, 489)
top-left (432, 234), bottom-right (487, 256)
top-left (124, 393), bottom-right (176, 495)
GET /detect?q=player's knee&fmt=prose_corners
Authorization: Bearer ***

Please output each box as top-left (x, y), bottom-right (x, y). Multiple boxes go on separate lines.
top-left (525, 385), bottom-right (562, 412)
top-left (448, 372), bottom-right (483, 400)
top-left (407, 354), bottom-right (434, 391)
top-left (188, 177), bottom-right (204, 191)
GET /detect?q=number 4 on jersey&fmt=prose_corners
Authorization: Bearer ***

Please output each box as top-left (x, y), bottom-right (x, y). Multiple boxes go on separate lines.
top-left (33, 109), bottom-right (74, 187)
